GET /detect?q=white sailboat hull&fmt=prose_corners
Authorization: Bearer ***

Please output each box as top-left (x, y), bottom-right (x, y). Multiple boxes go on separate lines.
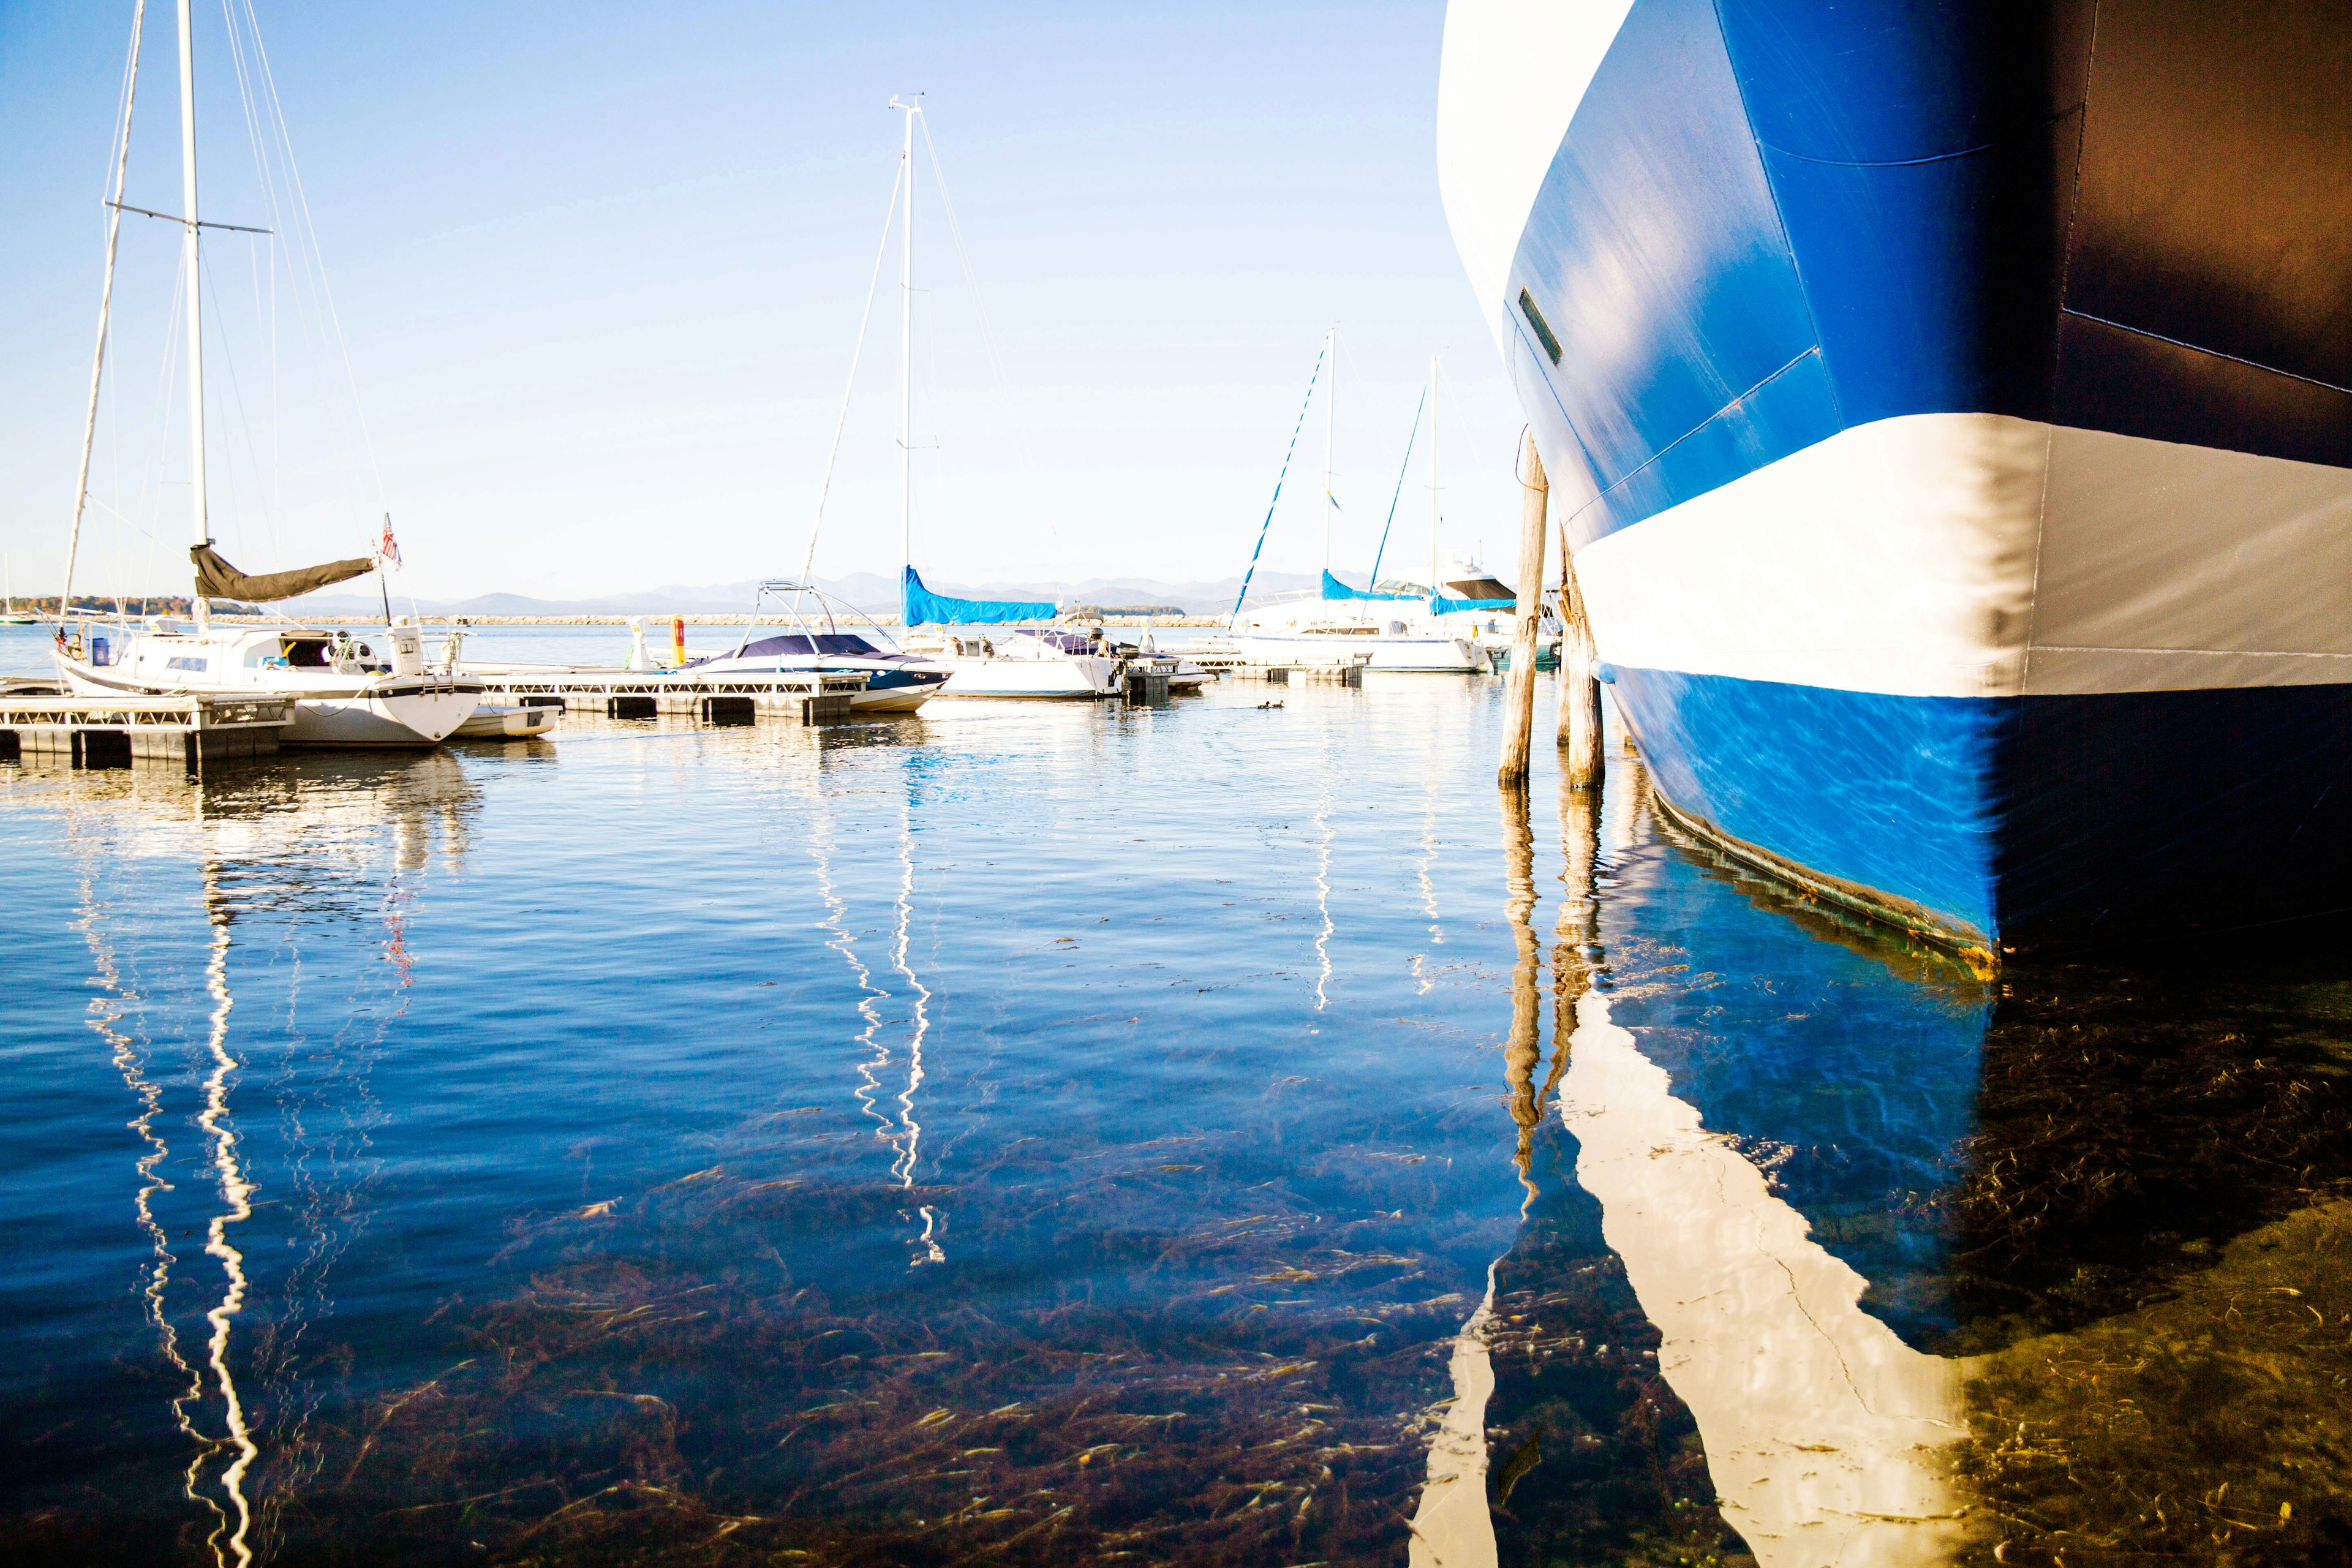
top-left (56, 627), bottom-right (481, 747)
top-left (452, 703), bottom-right (560, 740)
top-left (1236, 633), bottom-right (1487, 674)
top-left (917, 655), bottom-right (1123, 698)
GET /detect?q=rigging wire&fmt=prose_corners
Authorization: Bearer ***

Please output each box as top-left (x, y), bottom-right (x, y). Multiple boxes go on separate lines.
top-left (1368, 385), bottom-right (1427, 589)
top-left (62, 0), bottom-right (149, 617)
top-left (222, 0), bottom-right (417, 618)
top-left (796, 159), bottom-right (906, 592)
top-left (916, 113), bottom-right (1062, 565)
top-left (1227, 342), bottom-right (1327, 629)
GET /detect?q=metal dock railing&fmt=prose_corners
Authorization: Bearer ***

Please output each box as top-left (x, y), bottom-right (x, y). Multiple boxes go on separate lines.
top-left (460, 667), bottom-right (867, 723)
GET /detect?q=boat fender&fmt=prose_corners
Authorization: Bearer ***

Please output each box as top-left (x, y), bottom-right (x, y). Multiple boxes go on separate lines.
top-left (1593, 662), bottom-right (1617, 684)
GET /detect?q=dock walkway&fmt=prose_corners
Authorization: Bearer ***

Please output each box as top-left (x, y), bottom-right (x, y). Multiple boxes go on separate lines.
top-left (0, 682), bottom-right (292, 766)
top-left (1184, 649), bottom-right (1369, 685)
top-left (461, 666), bottom-right (865, 723)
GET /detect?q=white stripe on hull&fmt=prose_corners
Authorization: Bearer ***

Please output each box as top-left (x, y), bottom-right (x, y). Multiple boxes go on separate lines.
top-left (1571, 413), bottom-right (2352, 698)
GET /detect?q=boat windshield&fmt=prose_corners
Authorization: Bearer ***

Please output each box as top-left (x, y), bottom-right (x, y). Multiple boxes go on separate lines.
top-left (692, 632), bottom-right (893, 665)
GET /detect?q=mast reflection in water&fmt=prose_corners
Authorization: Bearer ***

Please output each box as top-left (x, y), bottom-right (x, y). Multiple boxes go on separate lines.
top-left (1, 655), bottom-right (2348, 1567)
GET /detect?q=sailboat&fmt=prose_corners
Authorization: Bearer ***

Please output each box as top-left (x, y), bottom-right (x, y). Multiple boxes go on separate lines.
top-left (1, 556), bottom-right (39, 625)
top-left (50, 0), bottom-right (480, 747)
top-left (1229, 342), bottom-right (1515, 673)
top-left (863, 99), bottom-right (1121, 699)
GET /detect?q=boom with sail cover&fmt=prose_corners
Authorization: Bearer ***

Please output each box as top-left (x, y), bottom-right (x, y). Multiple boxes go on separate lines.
top-left (901, 566), bottom-right (1055, 627)
top-left (191, 543), bottom-right (374, 603)
top-left (1320, 570), bottom-right (1414, 601)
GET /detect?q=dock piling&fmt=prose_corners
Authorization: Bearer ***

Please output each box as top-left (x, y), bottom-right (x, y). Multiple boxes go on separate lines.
top-left (1498, 434), bottom-right (1549, 787)
top-left (696, 695), bottom-right (756, 725)
top-left (1555, 537), bottom-right (1604, 790)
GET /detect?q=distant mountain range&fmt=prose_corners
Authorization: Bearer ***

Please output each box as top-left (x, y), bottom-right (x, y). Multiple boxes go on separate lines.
top-left (276, 570), bottom-right (1333, 618)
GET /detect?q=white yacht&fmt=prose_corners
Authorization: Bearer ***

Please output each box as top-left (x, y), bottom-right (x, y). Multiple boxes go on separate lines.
top-left (901, 627), bottom-right (1123, 698)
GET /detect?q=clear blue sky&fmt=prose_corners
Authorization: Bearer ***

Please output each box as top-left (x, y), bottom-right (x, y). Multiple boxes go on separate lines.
top-left (0, 0), bottom-right (1526, 602)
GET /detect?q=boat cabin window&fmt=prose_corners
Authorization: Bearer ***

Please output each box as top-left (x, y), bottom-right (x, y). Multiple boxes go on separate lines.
top-left (283, 638), bottom-right (333, 668)
top-left (1518, 287), bottom-right (1562, 366)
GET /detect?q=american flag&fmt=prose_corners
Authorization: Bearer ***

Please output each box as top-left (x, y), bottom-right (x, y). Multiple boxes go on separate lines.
top-left (378, 514), bottom-right (401, 568)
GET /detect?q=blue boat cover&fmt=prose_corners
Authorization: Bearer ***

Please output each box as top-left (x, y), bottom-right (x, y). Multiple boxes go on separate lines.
top-left (1320, 570), bottom-right (1414, 601)
top-left (902, 566), bottom-right (1055, 626)
top-left (1430, 594), bottom-right (1518, 616)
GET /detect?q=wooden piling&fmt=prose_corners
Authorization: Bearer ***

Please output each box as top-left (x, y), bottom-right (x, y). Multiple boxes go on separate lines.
top-left (1498, 433), bottom-right (1548, 787)
top-left (1555, 524), bottom-right (1604, 790)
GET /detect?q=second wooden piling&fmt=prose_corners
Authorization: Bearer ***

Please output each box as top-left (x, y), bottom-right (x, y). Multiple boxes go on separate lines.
top-left (1555, 526), bottom-right (1605, 790)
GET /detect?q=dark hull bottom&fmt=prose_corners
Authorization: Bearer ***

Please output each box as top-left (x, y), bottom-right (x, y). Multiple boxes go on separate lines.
top-left (1610, 667), bottom-right (2352, 949)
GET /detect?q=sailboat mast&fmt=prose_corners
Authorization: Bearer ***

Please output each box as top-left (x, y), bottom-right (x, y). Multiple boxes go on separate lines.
top-left (1322, 326), bottom-right (1336, 572)
top-left (895, 97), bottom-right (916, 584)
top-left (176, 0), bottom-right (208, 625)
top-left (1428, 356), bottom-right (1439, 595)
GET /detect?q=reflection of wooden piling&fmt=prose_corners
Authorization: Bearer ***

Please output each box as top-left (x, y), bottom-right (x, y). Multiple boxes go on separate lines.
top-left (1555, 527), bottom-right (1605, 790)
top-left (1500, 782), bottom-right (1545, 1197)
top-left (1555, 775), bottom-right (1602, 1012)
top-left (1498, 435), bottom-right (1549, 788)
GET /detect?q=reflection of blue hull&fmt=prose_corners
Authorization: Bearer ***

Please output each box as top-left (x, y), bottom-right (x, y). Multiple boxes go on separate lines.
top-left (1615, 668), bottom-right (2352, 946)
top-left (1441, 0), bottom-right (2351, 947)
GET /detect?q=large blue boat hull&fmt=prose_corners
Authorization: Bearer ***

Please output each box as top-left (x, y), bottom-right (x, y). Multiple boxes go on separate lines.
top-left (1439, 0), bottom-right (2350, 948)
top-left (1613, 668), bottom-right (2352, 946)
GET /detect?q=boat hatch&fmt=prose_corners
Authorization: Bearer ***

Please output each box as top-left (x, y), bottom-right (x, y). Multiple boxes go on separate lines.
top-left (282, 637), bottom-right (334, 668)
top-left (1446, 576), bottom-right (1514, 601)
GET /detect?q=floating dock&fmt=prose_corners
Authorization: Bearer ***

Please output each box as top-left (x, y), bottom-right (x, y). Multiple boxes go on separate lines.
top-left (460, 668), bottom-right (865, 723)
top-left (1183, 649), bottom-right (1369, 685)
top-left (0, 685), bottom-right (292, 767)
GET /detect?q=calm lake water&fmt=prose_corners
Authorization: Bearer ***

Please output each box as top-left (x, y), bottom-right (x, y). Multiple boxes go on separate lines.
top-left (4, 622), bottom-right (2348, 1567)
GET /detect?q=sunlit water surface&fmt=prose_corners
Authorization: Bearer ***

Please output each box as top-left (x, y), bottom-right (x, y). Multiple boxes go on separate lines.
top-left (4, 622), bottom-right (2348, 1567)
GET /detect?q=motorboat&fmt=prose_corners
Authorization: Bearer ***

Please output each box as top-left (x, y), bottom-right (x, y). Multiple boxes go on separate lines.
top-left (680, 582), bottom-right (946, 712)
top-left (453, 703), bottom-right (560, 740)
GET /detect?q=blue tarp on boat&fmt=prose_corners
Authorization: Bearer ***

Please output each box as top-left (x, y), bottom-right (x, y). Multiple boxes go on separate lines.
top-left (1319, 570), bottom-right (1414, 601)
top-left (1430, 594), bottom-right (1518, 616)
top-left (902, 566), bottom-right (1056, 626)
